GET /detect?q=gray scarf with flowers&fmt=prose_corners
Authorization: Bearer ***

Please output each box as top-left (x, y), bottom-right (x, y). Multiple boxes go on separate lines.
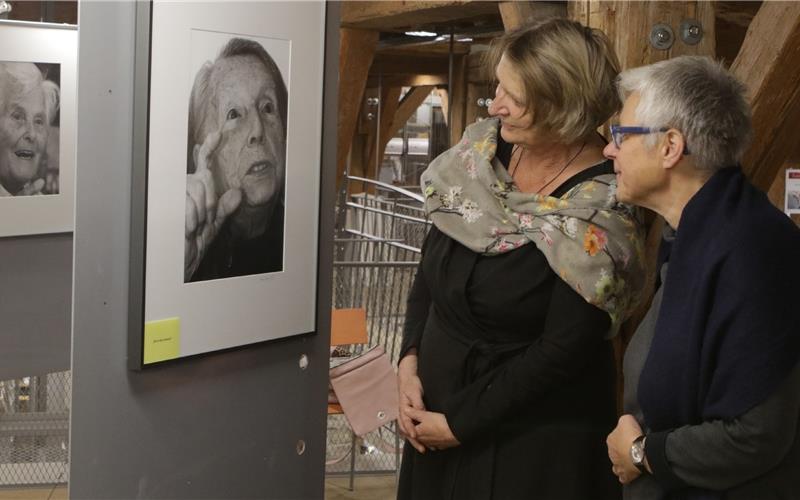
top-left (421, 118), bottom-right (646, 335)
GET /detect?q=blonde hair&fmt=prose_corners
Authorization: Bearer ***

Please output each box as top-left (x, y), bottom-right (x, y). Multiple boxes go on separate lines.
top-left (486, 18), bottom-right (620, 142)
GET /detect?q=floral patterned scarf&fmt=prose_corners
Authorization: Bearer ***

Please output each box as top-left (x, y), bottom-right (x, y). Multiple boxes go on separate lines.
top-left (421, 118), bottom-right (646, 335)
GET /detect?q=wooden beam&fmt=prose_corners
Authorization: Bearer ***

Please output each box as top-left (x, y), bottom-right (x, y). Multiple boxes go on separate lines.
top-left (731, 1), bottom-right (800, 191)
top-left (437, 88), bottom-right (449, 125)
top-left (498, 1), bottom-right (566, 32)
top-left (449, 54), bottom-right (468, 146)
top-left (466, 82), bottom-right (492, 126)
top-left (391, 86), bottom-right (436, 133)
top-left (337, 28), bottom-right (379, 188)
top-left (341, 1), bottom-right (500, 31)
top-left (570, 1), bottom-right (715, 70)
top-left (368, 74), bottom-right (448, 88)
top-left (371, 53), bottom-right (450, 75)
top-left (364, 86), bottom-right (403, 184)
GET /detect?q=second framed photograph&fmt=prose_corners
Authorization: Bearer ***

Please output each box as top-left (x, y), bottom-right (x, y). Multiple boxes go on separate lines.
top-left (129, 1), bottom-right (326, 368)
top-left (0, 22), bottom-right (77, 237)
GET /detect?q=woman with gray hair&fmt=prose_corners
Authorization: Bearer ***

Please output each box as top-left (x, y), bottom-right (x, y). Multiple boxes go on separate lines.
top-left (0, 62), bottom-right (59, 196)
top-left (396, 18), bottom-right (647, 499)
top-left (604, 56), bottom-right (800, 499)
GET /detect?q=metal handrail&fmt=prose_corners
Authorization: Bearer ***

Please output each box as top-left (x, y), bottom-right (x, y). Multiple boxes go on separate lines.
top-left (346, 175), bottom-right (425, 203)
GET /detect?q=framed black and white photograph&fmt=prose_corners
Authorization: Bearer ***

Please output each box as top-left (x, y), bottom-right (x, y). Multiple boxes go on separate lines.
top-left (0, 22), bottom-right (77, 237)
top-left (129, 1), bottom-right (326, 368)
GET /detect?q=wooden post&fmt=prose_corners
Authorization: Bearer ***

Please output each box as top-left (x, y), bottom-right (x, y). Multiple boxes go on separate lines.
top-left (731, 1), bottom-right (800, 192)
top-left (448, 54), bottom-right (468, 146)
top-left (364, 86), bottom-right (403, 184)
top-left (337, 28), bottom-right (379, 189)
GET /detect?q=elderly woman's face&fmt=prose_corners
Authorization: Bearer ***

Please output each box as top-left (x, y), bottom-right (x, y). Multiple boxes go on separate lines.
top-left (209, 55), bottom-right (285, 208)
top-left (488, 55), bottom-right (538, 146)
top-left (0, 84), bottom-right (48, 191)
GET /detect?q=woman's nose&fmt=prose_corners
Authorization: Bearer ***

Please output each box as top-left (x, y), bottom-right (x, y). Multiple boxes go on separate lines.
top-left (248, 115), bottom-right (264, 146)
top-left (487, 97), bottom-right (504, 117)
top-left (602, 141), bottom-right (618, 160)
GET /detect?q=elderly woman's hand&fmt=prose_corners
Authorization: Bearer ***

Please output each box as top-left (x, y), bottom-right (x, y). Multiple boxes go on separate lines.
top-left (607, 414), bottom-right (647, 484)
top-left (405, 407), bottom-right (460, 451)
top-left (397, 351), bottom-right (427, 454)
top-left (184, 130), bottom-right (242, 281)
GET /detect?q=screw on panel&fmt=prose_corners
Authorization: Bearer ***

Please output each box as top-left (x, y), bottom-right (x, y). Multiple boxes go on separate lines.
top-left (649, 24), bottom-right (675, 50)
top-left (680, 19), bottom-right (703, 46)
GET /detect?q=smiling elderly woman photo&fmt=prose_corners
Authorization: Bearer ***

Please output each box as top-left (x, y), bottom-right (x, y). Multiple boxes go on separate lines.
top-left (184, 37), bottom-right (288, 283)
top-left (0, 61), bottom-right (60, 197)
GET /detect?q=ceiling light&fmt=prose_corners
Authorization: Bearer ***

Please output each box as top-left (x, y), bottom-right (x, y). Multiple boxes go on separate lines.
top-left (405, 31), bottom-right (438, 37)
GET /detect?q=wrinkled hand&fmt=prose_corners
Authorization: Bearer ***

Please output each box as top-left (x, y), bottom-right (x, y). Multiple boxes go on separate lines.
top-left (607, 414), bottom-right (645, 484)
top-left (397, 351), bottom-right (427, 454)
top-left (184, 131), bottom-right (242, 281)
top-left (19, 178), bottom-right (45, 196)
top-left (43, 169), bottom-right (59, 195)
top-left (405, 407), bottom-right (460, 451)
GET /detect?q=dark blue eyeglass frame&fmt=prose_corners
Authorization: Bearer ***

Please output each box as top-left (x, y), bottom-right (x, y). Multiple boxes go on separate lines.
top-left (609, 125), bottom-right (691, 154)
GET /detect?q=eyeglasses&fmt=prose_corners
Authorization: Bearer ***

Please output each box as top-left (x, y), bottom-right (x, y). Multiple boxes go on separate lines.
top-left (609, 125), bottom-right (669, 149)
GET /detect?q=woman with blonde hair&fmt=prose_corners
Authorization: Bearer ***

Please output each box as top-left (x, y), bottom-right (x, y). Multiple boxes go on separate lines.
top-left (396, 18), bottom-right (646, 499)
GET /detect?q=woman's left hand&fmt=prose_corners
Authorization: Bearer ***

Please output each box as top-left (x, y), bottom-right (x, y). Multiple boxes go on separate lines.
top-left (606, 414), bottom-right (645, 484)
top-left (404, 407), bottom-right (461, 450)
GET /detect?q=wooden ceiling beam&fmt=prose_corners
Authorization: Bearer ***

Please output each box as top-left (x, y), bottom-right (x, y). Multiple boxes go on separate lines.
top-left (391, 86), bottom-right (437, 133)
top-left (341, 1), bottom-right (501, 31)
top-left (371, 53), bottom-right (451, 76)
top-left (498, 1), bottom-right (566, 32)
top-left (731, 1), bottom-right (800, 191)
top-left (367, 74), bottom-right (448, 89)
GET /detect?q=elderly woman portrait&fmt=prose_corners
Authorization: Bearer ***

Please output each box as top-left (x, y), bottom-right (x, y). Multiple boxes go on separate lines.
top-left (396, 19), bottom-right (646, 499)
top-left (604, 56), bottom-right (800, 499)
top-left (0, 62), bottom-right (60, 197)
top-left (184, 37), bottom-right (288, 283)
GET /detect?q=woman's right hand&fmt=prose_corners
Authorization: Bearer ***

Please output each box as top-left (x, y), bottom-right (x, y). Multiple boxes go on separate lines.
top-left (184, 131), bottom-right (242, 281)
top-left (398, 349), bottom-right (427, 453)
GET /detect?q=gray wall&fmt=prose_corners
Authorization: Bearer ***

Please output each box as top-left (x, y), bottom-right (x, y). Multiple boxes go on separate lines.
top-left (69, 2), bottom-right (338, 499)
top-left (0, 233), bottom-right (72, 381)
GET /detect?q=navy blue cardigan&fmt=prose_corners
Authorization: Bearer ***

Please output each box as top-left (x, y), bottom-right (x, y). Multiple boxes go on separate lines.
top-left (638, 166), bottom-right (800, 497)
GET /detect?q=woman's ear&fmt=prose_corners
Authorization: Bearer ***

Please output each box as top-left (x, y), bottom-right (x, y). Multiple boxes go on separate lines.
top-left (661, 129), bottom-right (686, 170)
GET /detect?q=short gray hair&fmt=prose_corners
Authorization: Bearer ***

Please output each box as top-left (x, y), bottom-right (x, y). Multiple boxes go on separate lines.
top-left (617, 56), bottom-right (752, 171)
top-left (0, 62), bottom-right (60, 124)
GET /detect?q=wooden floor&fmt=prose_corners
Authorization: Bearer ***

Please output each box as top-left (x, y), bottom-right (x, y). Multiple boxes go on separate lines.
top-left (0, 486), bottom-right (67, 500)
top-left (0, 475), bottom-right (397, 500)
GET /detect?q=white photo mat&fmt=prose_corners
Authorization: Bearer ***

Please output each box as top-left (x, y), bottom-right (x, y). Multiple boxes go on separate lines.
top-left (140, 1), bottom-right (325, 362)
top-left (0, 22), bottom-right (76, 237)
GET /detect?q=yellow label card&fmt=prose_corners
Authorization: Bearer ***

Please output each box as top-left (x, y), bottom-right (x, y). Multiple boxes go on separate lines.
top-left (143, 317), bottom-right (181, 364)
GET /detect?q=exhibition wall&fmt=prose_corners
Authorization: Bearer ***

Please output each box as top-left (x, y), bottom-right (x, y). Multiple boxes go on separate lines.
top-left (0, 233), bottom-right (71, 381)
top-left (69, 2), bottom-right (338, 498)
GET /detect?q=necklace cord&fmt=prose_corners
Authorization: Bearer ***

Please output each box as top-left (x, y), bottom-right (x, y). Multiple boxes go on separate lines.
top-left (510, 142), bottom-right (587, 194)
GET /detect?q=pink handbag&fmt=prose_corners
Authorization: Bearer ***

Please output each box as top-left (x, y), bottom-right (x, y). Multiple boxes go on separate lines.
top-left (329, 345), bottom-right (399, 437)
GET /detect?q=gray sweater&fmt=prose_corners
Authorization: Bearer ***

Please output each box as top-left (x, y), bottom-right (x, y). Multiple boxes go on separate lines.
top-left (623, 263), bottom-right (800, 500)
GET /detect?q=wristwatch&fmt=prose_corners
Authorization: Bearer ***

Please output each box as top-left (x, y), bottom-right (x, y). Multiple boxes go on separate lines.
top-left (630, 435), bottom-right (648, 474)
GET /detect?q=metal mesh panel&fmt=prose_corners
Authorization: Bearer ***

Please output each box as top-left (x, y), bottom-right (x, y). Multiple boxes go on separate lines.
top-left (326, 179), bottom-right (431, 476)
top-left (0, 371), bottom-right (70, 486)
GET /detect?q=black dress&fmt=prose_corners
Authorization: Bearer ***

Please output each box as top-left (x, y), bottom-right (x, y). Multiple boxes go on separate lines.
top-left (397, 151), bottom-right (621, 500)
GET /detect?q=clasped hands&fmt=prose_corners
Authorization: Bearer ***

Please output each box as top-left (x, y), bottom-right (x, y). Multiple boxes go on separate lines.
top-left (397, 351), bottom-right (460, 453)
